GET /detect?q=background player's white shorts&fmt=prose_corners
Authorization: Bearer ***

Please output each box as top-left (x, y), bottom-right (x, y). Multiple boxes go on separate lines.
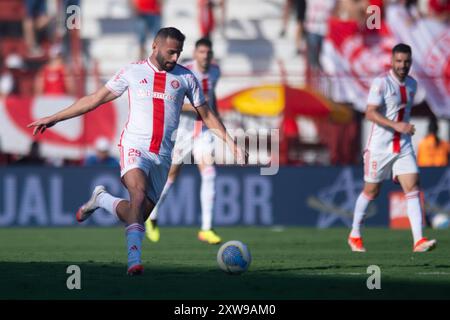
top-left (119, 138), bottom-right (171, 204)
top-left (172, 129), bottom-right (216, 165)
top-left (363, 150), bottom-right (419, 183)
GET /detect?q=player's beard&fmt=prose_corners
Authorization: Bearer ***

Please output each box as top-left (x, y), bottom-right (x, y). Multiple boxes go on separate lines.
top-left (156, 52), bottom-right (176, 72)
top-left (199, 59), bottom-right (210, 71)
top-left (394, 66), bottom-right (409, 80)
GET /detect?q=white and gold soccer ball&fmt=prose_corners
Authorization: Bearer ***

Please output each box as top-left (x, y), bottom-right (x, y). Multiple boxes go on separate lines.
top-left (217, 240), bottom-right (252, 274)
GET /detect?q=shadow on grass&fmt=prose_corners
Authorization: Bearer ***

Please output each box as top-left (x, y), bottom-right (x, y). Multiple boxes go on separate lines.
top-left (1, 262), bottom-right (450, 300)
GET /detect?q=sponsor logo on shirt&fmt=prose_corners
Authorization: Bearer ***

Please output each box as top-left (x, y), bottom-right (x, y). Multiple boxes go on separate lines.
top-left (136, 89), bottom-right (177, 102)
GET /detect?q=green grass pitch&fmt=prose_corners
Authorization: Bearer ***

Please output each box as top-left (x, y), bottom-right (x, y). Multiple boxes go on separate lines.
top-left (0, 227), bottom-right (449, 300)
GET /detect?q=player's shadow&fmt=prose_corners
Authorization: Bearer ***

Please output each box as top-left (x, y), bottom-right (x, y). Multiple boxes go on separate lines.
top-left (261, 264), bottom-right (370, 272)
top-left (1, 262), bottom-right (450, 300)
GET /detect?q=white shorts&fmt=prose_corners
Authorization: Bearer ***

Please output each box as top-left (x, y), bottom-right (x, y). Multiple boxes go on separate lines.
top-left (172, 128), bottom-right (216, 165)
top-left (363, 150), bottom-right (419, 183)
top-left (119, 139), bottom-right (171, 204)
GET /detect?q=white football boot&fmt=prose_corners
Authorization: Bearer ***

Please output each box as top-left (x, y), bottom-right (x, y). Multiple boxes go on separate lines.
top-left (76, 185), bottom-right (106, 222)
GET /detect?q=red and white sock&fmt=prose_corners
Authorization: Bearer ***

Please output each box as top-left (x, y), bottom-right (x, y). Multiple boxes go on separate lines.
top-left (200, 166), bottom-right (216, 231)
top-left (350, 192), bottom-right (374, 238)
top-left (406, 190), bottom-right (423, 244)
top-left (149, 178), bottom-right (174, 221)
top-left (97, 192), bottom-right (124, 219)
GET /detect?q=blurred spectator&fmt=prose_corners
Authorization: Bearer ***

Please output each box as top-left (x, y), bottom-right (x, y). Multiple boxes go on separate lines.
top-left (34, 44), bottom-right (75, 96)
top-left (0, 136), bottom-right (12, 165)
top-left (280, 0), bottom-right (307, 55)
top-left (428, 0), bottom-right (450, 21)
top-left (59, 0), bottom-right (81, 54)
top-left (130, 0), bottom-right (163, 60)
top-left (14, 141), bottom-right (46, 165)
top-left (337, 0), bottom-right (370, 24)
top-left (84, 137), bottom-right (119, 167)
top-left (0, 55), bottom-right (14, 98)
top-left (417, 119), bottom-right (450, 167)
top-left (0, 54), bottom-right (25, 97)
top-left (198, 0), bottom-right (226, 39)
top-left (304, 0), bottom-right (337, 69)
top-left (23, 0), bottom-right (52, 57)
top-left (370, 0), bottom-right (384, 13)
top-left (0, 73), bottom-right (14, 98)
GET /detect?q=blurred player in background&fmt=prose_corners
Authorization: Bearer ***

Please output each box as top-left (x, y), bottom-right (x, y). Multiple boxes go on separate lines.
top-left (145, 37), bottom-right (222, 245)
top-left (28, 27), bottom-right (245, 276)
top-left (348, 43), bottom-right (437, 253)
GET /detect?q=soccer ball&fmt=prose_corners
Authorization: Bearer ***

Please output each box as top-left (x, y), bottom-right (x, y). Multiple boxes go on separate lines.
top-left (217, 240), bottom-right (251, 275)
top-left (431, 213), bottom-right (449, 229)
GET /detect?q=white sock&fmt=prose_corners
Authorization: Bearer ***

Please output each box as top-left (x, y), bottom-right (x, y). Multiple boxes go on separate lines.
top-left (200, 166), bottom-right (216, 231)
top-left (350, 192), bottom-right (374, 238)
top-left (125, 223), bottom-right (145, 268)
top-left (97, 192), bottom-right (124, 219)
top-left (406, 190), bottom-right (423, 244)
top-left (149, 178), bottom-right (174, 221)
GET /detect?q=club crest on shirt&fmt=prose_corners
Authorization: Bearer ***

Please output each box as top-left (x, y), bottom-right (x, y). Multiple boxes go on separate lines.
top-left (171, 79), bottom-right (180, 89)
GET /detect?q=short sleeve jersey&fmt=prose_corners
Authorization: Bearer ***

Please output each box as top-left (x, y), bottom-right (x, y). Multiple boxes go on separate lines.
top-left (365, 69), bottom-right (417, 154)
top-left (178, 60), bottom-right (220, 133)
top-left (105, 59), bottom-right (206, 157)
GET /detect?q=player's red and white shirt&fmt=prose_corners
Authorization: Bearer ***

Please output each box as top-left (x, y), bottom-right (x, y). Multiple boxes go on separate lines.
top-left (365, 69), bottom-right (417, 154)
top-left (178, 60), bottom-right (221, 135)
top-left (105, 59), bottom-right (206, 157)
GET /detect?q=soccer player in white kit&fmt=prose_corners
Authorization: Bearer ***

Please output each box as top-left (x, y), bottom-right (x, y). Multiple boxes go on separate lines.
top-left (145, 37), bottom-right (222, 245)
top-left (27, 27), bottom-right (245, 275)
top-left (348, 43), bottom-right (436, 253)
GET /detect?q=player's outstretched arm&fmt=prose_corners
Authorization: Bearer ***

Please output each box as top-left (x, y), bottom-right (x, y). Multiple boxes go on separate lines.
top-left (181, 102), bottom-right (198, 113)
top-left (196, 103), bottom-right (247, 164)
top-left (27, 86), bottom-right (118, 136)
top-left (366, 104), bottom-right (416, 135)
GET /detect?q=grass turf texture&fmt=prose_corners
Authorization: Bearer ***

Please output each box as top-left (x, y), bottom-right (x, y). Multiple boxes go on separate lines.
top-left (0, 227), bottom-right (449, 300)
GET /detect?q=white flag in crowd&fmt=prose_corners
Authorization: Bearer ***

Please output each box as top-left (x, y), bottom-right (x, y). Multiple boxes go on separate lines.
top-left (386, 4), bottom-right (450, 118)
top-left (321, 6), bottom-right (450, 117)
top-left (320, 17), bottom-right (396, 112)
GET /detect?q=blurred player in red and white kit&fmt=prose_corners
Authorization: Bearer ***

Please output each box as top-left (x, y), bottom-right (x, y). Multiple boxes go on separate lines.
top-left (28, 27), bottom-right (245, 276)
top-left (145, 38), bottom-right (222, 245)
top-left (348, 43), bottom-right (436, 253)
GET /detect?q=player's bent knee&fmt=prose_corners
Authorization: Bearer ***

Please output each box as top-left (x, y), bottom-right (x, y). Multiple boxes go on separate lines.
top-left (363, 186), bottom-right (380, 199)
top-left (129, 188), bottom-right (147, 207)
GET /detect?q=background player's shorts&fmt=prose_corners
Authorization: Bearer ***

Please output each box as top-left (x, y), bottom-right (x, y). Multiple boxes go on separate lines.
top-left (119, 139), bottom-right (171, 204)
top-left (172, 129), bottom-right (215, 165)
top-left (363, 150), bottom-right (419, 183)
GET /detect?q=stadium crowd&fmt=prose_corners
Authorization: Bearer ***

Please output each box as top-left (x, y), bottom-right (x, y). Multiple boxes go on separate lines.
top-left (0, 0), bottom-right (449, 166)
